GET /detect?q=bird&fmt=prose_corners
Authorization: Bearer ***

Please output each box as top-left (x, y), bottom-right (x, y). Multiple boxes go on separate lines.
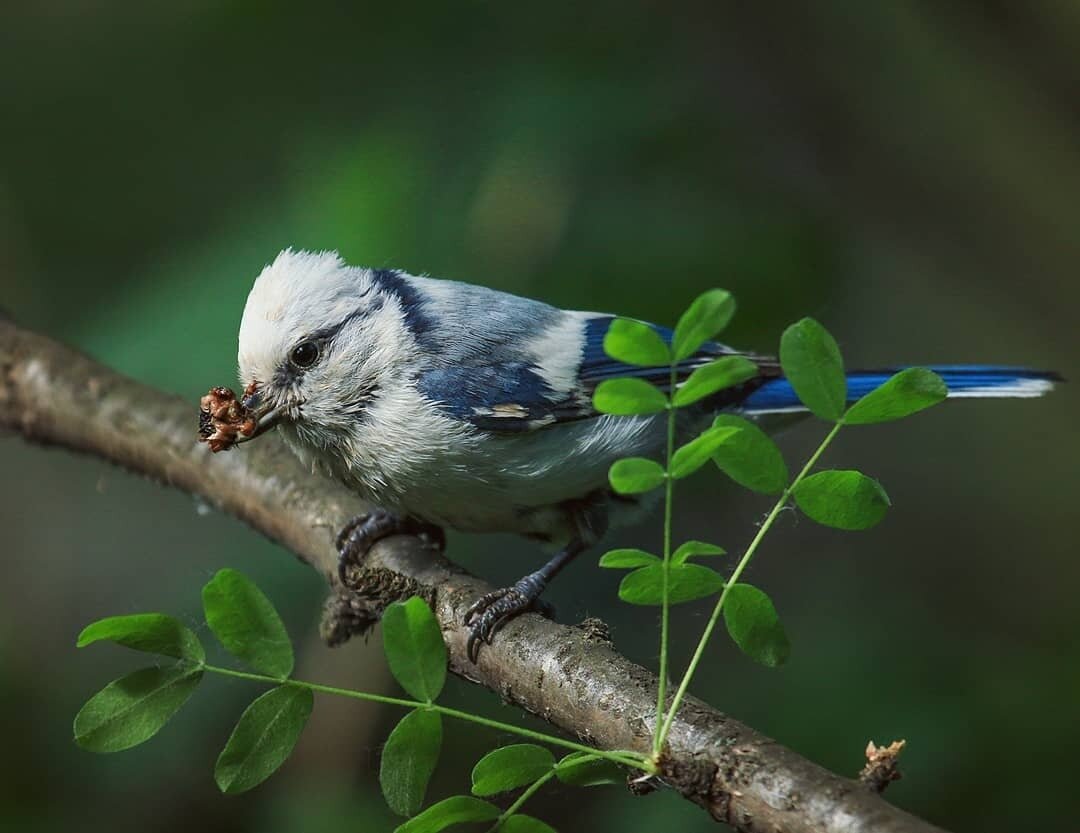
top-left (231, 249), bottom-right (1058, 660)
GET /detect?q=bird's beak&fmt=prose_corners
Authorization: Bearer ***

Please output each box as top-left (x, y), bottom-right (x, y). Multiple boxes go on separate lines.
top-left (238, 386), bottom-right (283, 442)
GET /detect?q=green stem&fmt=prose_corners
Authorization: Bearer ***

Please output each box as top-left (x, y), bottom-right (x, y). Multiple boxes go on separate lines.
top-left (655, 420), bottom-right (843, 751)
top-left (202, 664), bottom-right (650, 772)
top-left (430, 704), bottom-right (645, 770)
top-left (653, 364), bottom-right (678, 759)
top-left (489, 769), bottom-right (559, 831)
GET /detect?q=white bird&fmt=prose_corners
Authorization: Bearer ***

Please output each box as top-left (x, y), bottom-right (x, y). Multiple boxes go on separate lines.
top-left (230, 249), bottom-right (1057, 660)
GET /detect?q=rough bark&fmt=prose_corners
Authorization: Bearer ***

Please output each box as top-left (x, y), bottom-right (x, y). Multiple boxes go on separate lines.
top-left (0, 318), bottom-right (947, 833)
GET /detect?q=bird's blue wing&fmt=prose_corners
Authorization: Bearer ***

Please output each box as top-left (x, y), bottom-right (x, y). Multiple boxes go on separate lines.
top-left (415, 314), bottom-right (772, 433)
top-left (415, 362), bottom-right (581, 431)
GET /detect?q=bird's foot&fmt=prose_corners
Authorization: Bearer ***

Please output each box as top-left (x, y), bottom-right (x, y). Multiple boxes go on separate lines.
top-left (463, 574), bottom-right (555, 662)
top-left (336, 509), bottom-right (445, 589)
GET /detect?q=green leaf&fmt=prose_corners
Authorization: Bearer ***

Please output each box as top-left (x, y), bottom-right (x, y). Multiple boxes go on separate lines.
top-left (618, 563), bottom-right (725, 605)
top-left (502, 815), bottom-right (558, 833)
top-left (392, 795), bottom-right (500, 833)
top-left (471, 744), bottom-right (555, 796)
top-left (215, 685), bottom-right (313, 795)
top-left (669, 425), bottom-right (741, 479)
top-left (779, 318), bottom-right (847, 421)
top-left (554, 752), bottom-right (624, 787)
top-left (74, 664), bottom-right (202, 753)
top-left (843, 367), bottom-right (948, 425)
top-left (602, 318), bottom-right (671, 366)
top-left (202, 569), bottom-right (293, 678)
top-left (671, 541), bottom-right (726, 566)
top-left (599, 548), bottom-right (662, 569)
top-left (77, 613), bottom-right (204, 663)
top-left (723, 584), bottom-right (790, 667)
top-left (592, 378), bottom-right (668, 416)
top-left (672, 289), bottom-right (736, 360)
top-left (382, 596), bottom-right (447, 703)
top-left (380, 709), bottom-right (443, 816)
top-left (793, 470), bottom-right (891, 530)
top-left (711, 414), bottom-right (789, 495)
top-left (672, 356), bottom-right (759, 407)
top-left (608, 458), bottom-right (666, 495)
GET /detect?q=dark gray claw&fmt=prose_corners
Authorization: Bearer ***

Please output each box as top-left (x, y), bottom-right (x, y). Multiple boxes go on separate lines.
top-left (462, 539), bottom-right (586, 662)
top-left (464, 574), bottom-right (553, 663)
top-left (336, 510), bottom-right (445, 588)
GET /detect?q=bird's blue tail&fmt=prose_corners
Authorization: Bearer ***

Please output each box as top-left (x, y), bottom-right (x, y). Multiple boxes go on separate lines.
top-left (741, 366), bottom-right (1060, 415)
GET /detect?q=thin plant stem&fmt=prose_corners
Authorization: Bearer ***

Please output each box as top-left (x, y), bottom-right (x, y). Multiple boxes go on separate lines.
top-left (655, 420), bottom-right (843, 751)
top-left (202, 664), bottom-right (650, 771)
top-left (489, 769), bottom-right (559, 831)
top-left (652, 363), bottom-right (678, 759)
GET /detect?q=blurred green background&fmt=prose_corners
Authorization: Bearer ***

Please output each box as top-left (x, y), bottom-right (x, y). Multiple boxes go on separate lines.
top-left (1, 3), bottom-right (1076, 831)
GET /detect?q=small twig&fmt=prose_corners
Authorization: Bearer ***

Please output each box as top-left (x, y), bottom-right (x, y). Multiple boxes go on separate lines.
top-left (859, 740), bottom-right (907, 794)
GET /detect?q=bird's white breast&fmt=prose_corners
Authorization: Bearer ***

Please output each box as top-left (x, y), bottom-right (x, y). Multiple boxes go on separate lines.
top-left (281, 377), bottom-right (667, 541)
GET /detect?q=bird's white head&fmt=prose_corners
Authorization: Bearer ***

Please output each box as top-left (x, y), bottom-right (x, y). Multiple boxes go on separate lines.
top-left (236, 249), bottom-right (417, 443)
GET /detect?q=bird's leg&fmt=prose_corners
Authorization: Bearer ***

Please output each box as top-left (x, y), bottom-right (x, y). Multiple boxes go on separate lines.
top-left (336, 509), bottom-right (445, 589)
top-left (464, 539), bottom-right (586, 662)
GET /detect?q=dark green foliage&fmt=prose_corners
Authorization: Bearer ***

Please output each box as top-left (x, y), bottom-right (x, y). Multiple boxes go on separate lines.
top-left (74, 664), bottom-right (202, 753)
top-left (202, 568), bottom-right (294, 678)
top-left (603, 318), bottom-right (671, 366)
top-left (672, 356), bottom-right (758, 407)
top-left (618, 563), bottom-right (725, 605)
top-left (793, 470), bottom-right (891, 530)
top-left (844, 367), bottom-right (948, 424)
top-left (722, 584), bottom-right (790, 667)
top-left (671, 541), bottom-right (725, 566)
top-left (554, 752), bottom-right (625, 787)
top-left (382, 597), bottom-right (448, 703)
top-left (711, 414), bottom-right (789, 494)
top-left (392, 796), bottom-right (501, 833)
top-left (381, 709), bottom-right (443, 816)
top-left (77, 613), bottom-right (204, 663)
top-left (592, 378), bottom-right (668, 415)
top-left (608, 457), bottom-right (666, 494)
top-left (502, 815), bottom-right (559, 833)
top-left (599, 548), bottom-right (661, 568)
top-left (471, 744), bottom-right (555, 796)
top-left (669, 424), bottom-right (741, 479)
top-left (779, 317), bottom-right (847, 421)
top-left (672, 289), bottom-right (736, 360)
top-left (215, 686), bottom-right (313, 795)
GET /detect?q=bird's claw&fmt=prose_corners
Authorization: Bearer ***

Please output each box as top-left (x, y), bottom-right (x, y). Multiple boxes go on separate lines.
top-left (463, 583), bottom-right (555, 662)
top-left (336, 510), bottom-right (445, 589)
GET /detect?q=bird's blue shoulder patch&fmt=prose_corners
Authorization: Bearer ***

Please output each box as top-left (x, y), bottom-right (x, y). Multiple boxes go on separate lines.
top-left (416, 363), bottom-right (565, 431)
top-left (416, 313), bottom-right (769, 433)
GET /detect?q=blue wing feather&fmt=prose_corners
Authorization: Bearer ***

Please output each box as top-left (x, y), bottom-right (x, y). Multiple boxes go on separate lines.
top-left (415, 363), bottom-right (563, 431)
top-left (414, 310), bottom-right (1058, 430)
top-left (416, 314), bottom-right (769, 432)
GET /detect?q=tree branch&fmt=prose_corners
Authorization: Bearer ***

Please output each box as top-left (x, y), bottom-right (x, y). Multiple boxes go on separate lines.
top-left (0, 318), bottom-right (947, 833)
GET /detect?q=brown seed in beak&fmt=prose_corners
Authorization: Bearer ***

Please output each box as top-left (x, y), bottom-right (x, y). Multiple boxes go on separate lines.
top-left (198, 386), bottom-right (258, 452)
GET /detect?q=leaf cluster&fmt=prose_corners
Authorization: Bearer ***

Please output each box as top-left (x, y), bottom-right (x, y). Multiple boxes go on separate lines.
top-left (594, 300), bottom-right (948, 670)
top-left (76, 570), bottom-right (309, 794)
top-left (74, 577), bottom-right (635, 833)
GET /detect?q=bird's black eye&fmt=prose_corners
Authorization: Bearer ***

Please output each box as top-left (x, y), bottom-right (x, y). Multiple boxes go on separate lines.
top-left (290, 340), bottom-right (320, 369)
